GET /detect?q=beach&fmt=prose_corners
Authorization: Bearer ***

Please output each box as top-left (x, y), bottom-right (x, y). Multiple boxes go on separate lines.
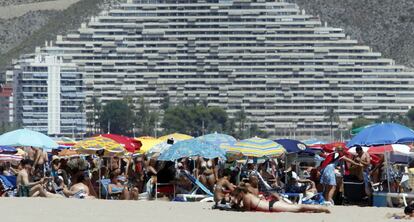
top-left (0, 198), bottom-right (402, 222)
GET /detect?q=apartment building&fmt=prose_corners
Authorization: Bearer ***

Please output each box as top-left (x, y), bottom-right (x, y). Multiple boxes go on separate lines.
top-left (7, 0), bottom-right (414, 137)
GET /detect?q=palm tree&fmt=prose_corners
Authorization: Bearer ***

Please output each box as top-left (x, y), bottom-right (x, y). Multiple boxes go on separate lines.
top-left (324, 107), bottom-right (339, 141)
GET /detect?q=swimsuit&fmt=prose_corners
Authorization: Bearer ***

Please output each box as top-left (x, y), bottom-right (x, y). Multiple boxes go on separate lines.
top-left (269, 199), bottom-right (277, 212)
top-left (17, 185), bottom-right (29, 197)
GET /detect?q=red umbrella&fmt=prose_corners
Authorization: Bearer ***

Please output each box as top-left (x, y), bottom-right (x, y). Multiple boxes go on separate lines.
top-left (97, 134), bottom-right (141, 153)
top-left (348, 144), bottom-right (413, 155)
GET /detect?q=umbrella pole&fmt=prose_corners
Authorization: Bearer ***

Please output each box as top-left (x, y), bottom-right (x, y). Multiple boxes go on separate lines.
top-left (385, 152), bottom-right (391, 193)
top-left (98, 157), bottom-right (101, 199)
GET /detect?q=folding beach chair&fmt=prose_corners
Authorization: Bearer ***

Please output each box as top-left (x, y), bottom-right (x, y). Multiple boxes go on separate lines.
top-left (175, 172), bottom-right (213, 202)
top-left (0, 175), bottom-right (17, 197)
top-left (99, 179), bottom-right (121, 200)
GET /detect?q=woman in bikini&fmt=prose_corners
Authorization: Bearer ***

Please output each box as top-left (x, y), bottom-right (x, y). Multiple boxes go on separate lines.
top-left (197, 158), bottom-right (217, 191)
top-left (108, 169), bottom-right (138, 200)
top-left (231, 183), bottom-right (330, 213)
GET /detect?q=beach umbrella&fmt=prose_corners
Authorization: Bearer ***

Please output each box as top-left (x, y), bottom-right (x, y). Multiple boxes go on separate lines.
top-left (350, 124), bottom-right (374, 135)
top-left (348, 144), bottom-right (413, 155)
top-left (196, 133), bottom-right (237, 146)
top-left (146, 142), bottom-right (171, 156)
top-left (275, 139), bottom-right (314, 154)
top-left (0, 129), bottom-right (58, 151)
top-left (221, 137), bottom-right (285, 158)
top-left (0, 146), bottom-right (17, 154)
top-left (98, 134), bottom-right (141, 153)
top-left (302, 138), bottom-right (328, 146)
top-left (0, 154), bottom-right (23, 162)
top-left (158, 133), bottom-right (193, 142)
top-left (58, 149), bottom-right (81, 158)
top-left (135, 136), bottom-right (162, 153)
top-left (347, 123), bottom-right (414, 147)
top-left (158, 138), bottom-right (226, 161)
top-left (73, 136), bottom-right (126, 157)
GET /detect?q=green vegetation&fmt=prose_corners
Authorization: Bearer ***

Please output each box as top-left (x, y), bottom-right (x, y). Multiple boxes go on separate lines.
top-left (0, 0), bottom-right (103, 78)
top-left (99, 100), bottom-right (134, 135)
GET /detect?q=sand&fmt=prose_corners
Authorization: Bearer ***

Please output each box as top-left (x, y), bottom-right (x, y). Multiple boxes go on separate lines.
top-left (0, 198), bottom-right (403, 222)
top-left (0, 0), bottom-right (81, 19)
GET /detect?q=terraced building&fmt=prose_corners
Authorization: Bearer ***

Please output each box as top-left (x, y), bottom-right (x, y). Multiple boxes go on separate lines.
top-left (7, 0), bottom-right (414, 137)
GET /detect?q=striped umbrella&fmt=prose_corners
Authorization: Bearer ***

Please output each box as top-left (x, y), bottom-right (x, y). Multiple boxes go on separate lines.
top-left (0, 154), bottom-right (23, 162)
top-left (221, 137), bottom-right (285, 157)
top-left (146, 142), bottom-right (171, 156)
top-left (58, 149), bottom-right (81, 158)
top-left (73, 136), bottom-right (126, 157)
top-left (348, 144), bottom-right (413, 155)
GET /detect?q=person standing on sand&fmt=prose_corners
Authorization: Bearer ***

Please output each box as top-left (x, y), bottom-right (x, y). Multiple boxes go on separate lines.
top-left (319, 147), bottom-right (362, 205)
top-left (354, 146), bottom-right (371, 197)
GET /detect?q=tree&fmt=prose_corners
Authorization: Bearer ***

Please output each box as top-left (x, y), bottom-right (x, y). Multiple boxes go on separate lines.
top-left (135, 97), bottom-right (158, 136)
top-left (99, 100), bottom-right (134, 135)
top-left (324, 107), bottom-right (339, 140)
top-left (375, 113), bottom-right (408, 125)
top-left (351, 116), bottom-right (372, 129)
top-left (406, 108), bottom-right (414, 127)
top-left (234, 109), bottom-right (247, 137)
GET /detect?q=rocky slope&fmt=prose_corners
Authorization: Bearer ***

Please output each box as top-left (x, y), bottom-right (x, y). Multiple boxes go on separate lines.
top-left (293, 0), bottom-right (414, 68)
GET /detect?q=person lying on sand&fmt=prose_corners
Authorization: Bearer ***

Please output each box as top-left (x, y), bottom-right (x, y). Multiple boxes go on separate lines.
top-left (231, 183), bottom-right (330, 213)
top-left (387, 203), bottom-right (414, 220)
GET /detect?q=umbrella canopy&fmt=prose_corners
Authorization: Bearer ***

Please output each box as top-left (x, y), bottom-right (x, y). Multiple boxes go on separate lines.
top-left (0, 146), bottom-right (17, 154)
top-left (58, 149), bottom-right (81, 158)
top-left (350, 124), bottom-right (374, 135)
top-left (0, 129), bottom-right (58, 151)
top-left (146, 142), bottom-right (171, 156)
top-left (347, 123), bottom-right (414, 147)
top-left (73, 136), bottom-right (126, 157)
top-left (158, 133), bottom-right (193, 142)
top-left (0, 154), bottom-right (23, 162)
top-left (348, 144), bottom-right (413, 155)
top-left (196, 133), bottom-right (237, 146)
top-left (302, 138), bottom-right (327, 146)
top-left (275, 139), bottom-right (314, 154)
top-left (221, 137), bottom-right (285, 157)
top-left (158, 138), bottom-right (226, 161)
top-left (98, 134), bottom-right (141, 153)
top-left (135, 137), bottom-right (162, 153)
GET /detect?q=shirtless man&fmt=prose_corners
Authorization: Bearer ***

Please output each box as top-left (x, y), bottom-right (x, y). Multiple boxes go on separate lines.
top-left (354, 146), bottom-right (371, 196)
top-left (16, 159), bottom-right (47, 197)
top-left (231, 184), bottom-right (330, 213)
top-left (32, 148), bottom-right (48, 180)
top-left (214, 170), bottom-right (236, 207)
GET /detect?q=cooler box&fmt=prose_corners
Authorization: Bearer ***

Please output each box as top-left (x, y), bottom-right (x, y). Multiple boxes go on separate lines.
top-left (373, 192), bottom-right (388, 207)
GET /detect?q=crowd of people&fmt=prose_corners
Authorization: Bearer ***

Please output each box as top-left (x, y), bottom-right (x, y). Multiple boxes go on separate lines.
top-left (1, 144), bottom-right (414, 217)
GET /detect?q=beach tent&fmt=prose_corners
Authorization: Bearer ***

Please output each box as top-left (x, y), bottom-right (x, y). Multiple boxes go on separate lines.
top-left (347, 123), bottom-right (414, 147)
top-left (0, 129), bottom-right (58, 152)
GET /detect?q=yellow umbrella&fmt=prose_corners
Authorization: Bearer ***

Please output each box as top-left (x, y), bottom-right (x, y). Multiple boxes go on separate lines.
top-left (73, 136), bottom-right (126, 157)
top-left (135, 137), bottom-right (162, 153)
top-left (158, 133), bottom-right (193, 142)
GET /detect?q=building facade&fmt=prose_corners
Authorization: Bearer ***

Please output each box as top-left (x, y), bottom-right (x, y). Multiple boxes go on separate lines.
top-left (0, 84), bottom-right (12, 126)
top-left (10, 51), bottom-right (85, 136)
top-left (7, 0), bottom-right (414, 137)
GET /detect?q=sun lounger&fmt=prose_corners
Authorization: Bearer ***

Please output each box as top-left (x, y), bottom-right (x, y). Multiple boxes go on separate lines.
top-left (174, 172), bottom-right (213, 202)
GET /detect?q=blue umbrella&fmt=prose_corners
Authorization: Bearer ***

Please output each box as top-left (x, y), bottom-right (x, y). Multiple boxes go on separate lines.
top-left (196, 133), bottom-right (237, 146)
top-left (0, 146), bottom-right (17, 154)
top-left (275, 139), bottom-right (315, 154)
top-left (0, 129), bottom-right (58, 152)
top-left (347, 123), bottom-right (414, 147)
top-left (158, 138), bottom-right (226, 161)
top-left (302, 138), bottom-right (327, 146)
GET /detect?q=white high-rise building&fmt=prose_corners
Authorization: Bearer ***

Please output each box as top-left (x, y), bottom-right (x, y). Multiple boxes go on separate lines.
top-left (7, 0), bottom-right (414, 137)
top-left (9, 50), bottom-right (85, 136)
